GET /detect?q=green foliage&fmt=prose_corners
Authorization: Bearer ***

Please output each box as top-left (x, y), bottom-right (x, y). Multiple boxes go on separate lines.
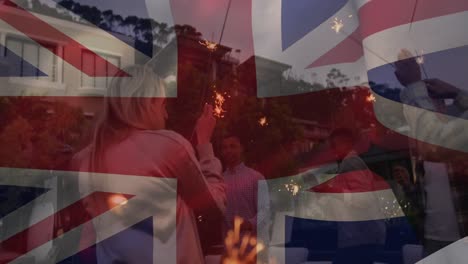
top-left (0, 98), bottom-right (88, 169)
top-left (215, 94), bottom-right (303, 177)
top-left (166, 62), bottom-right (209, 138)
top-left (326, 68), bottom-right (350, 88)
top-left (18, 0), bottom-right (177, 49)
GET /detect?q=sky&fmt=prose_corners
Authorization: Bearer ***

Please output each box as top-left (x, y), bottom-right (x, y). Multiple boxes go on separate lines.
top-left (63, 0), bottom-right (254, 61)
top-left (50, 0), bottom-right (468, 92)
top-left (66, 0), bottom-right (150, 18)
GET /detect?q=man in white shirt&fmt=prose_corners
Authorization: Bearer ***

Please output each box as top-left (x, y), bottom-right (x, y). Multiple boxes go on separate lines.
top-left (395, 50), bottom-right (468, 255)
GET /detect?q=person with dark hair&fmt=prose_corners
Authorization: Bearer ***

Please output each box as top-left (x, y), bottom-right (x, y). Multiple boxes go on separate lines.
top-left (221, 134), bottom-right (270, 245)
top-left (390, 162), bottom-right (424, 239)
top-left (329, 128), bottom-right (386, 263)
top-left (329, 128), bottom-right (359, 165)
top-left (395, 49), bottom-right (468, 256)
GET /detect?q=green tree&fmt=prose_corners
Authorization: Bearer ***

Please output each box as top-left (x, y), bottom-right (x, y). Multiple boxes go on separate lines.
top-left (101, 9), bottom-right (114, 30)
top-left (215, 93), bottom-right (303, 178)
top-left (326, 68), bottom-right (350, 88)
top-left (0, 98), bottom-right (88, 169)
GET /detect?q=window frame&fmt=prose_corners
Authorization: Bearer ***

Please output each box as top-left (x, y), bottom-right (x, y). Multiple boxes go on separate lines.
top-left (4, 35), bottom-right (58, 82)
top-left (80, 50), bottom-right (121, 89)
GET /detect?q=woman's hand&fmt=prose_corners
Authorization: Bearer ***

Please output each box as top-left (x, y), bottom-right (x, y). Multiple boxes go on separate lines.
top-left (195, 104), bottom-right (216, 146)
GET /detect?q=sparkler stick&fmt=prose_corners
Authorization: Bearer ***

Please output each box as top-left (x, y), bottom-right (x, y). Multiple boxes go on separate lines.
top-left (334, 13), bottom-right (428, 82)
top-left (199, 39), bottom-right (218, 51)
top-left (407, 0), bottom-right (430, 79)
top-left (195, 0), bottom-right (233, 137)
top-left (415, 49), bottom-right (429, 79)
top-left (219, 0), bottom-right (233, 44)
top-left (408, 0), bottom-right (420, 33)
top-left (192, 0), bottom-right (233, 143)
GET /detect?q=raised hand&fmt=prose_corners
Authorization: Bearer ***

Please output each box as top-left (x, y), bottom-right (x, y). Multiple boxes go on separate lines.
top-left (194, 104), bottom-right (216, 146)
top-left (394, 49), bottom-right (422, 86)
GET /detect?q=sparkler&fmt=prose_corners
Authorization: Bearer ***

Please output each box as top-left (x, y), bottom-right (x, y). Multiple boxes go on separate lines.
top-left (415, 49), bottom-right (424, 65)
top-left (219, 0), bottom-right (233, 44)
top-left (408, 0), bottom-right (420, 33)
top-left (284, 183), bottom-right (300, 196)
top-left (198, 0), bottom-right (232, 121)
top-left (331, 17), bottom-right (344, 34)
top-left (258, 116), bottom-right (268, 126)
top-left (415, 49), bottom-right (429, 78)
top-left (366, 94), bottom-right (376, 103)
top-left (223, 216), bottom-right (266, 264)
top-left (213, 90), bottom-right (229, 118)
top-left (399, 49), bottom-right (429, 79)
top-left (189, 86), bottom-right (228, 141)
top-left (108, 194), bottom-right (128, 207)
top-left (407, 0), bottom-right (430, 79)
top-left (331, 16), bottom-right (396, 70)
top-left (199, 39), bottom-right (218, 52)
top-left (107, 194), bottom-right (128, 215)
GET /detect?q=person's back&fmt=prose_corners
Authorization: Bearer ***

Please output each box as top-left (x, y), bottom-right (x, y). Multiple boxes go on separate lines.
top-left (77, 129), bottom-right (223, 264)
top-left (74, 65), bottom-right (225, 264)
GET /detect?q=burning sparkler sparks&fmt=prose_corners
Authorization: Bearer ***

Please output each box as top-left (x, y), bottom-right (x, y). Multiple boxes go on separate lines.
top-left (199, 39), bottom-right (218, 51)
top-left (331, 17), bottom-right (344, 34)
top-left (415, 49), bottom-right (425, 65)
top-left (107, 194), bottom-right (129, 215)
top-left (366, 94), bottom-right (376, 103)
top-left (223, 216), bottom-right (266, 264)
top-left (108, 194), bottom-right (128, 207)
top-left (213, 90), bottom-right (228, 118)
top-left (258, 116), bottom-right (268, 127)
top-left (284, 183), bottom-right (301, 196)
top-left (415, 49), bottom-right (429, 78)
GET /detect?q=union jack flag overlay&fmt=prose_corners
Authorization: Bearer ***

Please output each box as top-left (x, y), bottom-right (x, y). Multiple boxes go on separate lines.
top-left (253, 0), bottom-right (468, 263)
top-left (1, 0), bottom-right (468, 263)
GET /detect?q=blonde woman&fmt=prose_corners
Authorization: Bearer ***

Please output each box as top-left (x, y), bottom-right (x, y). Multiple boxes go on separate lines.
top-left (73, 65), bottom-right (225, 263)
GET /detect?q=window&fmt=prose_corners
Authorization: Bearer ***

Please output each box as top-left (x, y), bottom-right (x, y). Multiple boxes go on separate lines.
top-left (81, 50), bottom-right (120, 89)
top-left (5, 37), bottom-right (57, 82)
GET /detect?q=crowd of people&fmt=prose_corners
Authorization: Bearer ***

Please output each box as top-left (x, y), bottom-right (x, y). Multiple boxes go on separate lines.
top-left (71, 65), bottom-right (270, 264)
top-left (71, 51), bottom-right (468, 263)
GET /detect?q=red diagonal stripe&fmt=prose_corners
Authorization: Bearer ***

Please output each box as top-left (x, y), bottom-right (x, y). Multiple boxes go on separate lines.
top-left (310, 170), bottom-right (390, 193)
top-left (0, 1), bottom-right (129, 77)
top-left (308, 0), bottom-right (468, 68)
top-left (308, 29), bottom-right (363, 68)
top-left (0, 192), bottom-right (134, 263)
top-left (359, 0), bottom-right (468, 39)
